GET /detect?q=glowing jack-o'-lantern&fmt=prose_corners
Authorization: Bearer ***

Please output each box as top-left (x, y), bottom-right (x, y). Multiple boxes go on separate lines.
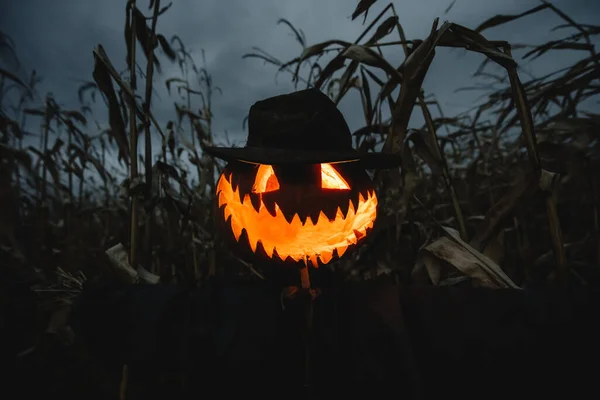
top-left (204, 88), bottom-right (400, 269)
top-left (216, 161), bottom-right (378, 267)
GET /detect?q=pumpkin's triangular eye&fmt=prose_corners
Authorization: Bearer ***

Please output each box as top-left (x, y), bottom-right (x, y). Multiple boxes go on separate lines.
top-left (252, 164), bottom-right (280, 193)
top-left (321, 163), bottom-right (350, 190)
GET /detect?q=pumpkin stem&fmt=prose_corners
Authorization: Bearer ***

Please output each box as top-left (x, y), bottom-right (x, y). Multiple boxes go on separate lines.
top-left (300, 264), bottom-right (311, 289)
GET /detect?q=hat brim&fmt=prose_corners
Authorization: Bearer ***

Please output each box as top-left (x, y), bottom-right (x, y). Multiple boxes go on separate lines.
top-left (203, 146), bottom-right (401, 169)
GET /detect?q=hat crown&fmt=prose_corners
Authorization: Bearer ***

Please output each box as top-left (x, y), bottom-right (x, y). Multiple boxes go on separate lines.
top-left (203, 88), bottom-right (402, 168)
top-left (246, 88), bottom-right (352, 152)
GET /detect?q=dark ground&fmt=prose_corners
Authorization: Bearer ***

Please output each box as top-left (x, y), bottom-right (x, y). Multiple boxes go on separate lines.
top-left (5, 277), bottom-right (600, 400)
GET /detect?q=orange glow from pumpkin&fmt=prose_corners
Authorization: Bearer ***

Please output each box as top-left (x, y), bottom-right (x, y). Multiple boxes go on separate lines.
top-left (216, 163), bottom-right (377, 267)
top-left (252, 165), bottom-right (280, 193)
top-left (320, 163), bottom-right (350, 190)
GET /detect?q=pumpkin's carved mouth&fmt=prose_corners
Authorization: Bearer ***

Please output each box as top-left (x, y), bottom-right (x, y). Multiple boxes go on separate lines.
top-left (216, 172), bottom-right (378, 267)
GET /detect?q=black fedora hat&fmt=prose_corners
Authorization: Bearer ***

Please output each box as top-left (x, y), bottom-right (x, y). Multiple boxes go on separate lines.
top-left (203, 88), bottom-right (401, 169)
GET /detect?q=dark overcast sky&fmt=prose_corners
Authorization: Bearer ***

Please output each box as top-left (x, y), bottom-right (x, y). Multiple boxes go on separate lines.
top-left (1, 0), bottom-right (599, 153)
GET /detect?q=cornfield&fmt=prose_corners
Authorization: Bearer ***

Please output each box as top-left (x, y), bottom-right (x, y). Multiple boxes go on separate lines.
top-left (1, 0), bottom-right (598, 398)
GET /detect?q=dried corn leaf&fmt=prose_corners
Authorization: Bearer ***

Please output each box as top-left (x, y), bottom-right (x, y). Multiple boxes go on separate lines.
top-left (351, 0), bottom-right (378, 23)
top-left (475, 4), bottom-right (550, 33)
top-left (341, 45), bottom-right (401, 79)
top-left (365, 16), bottom-right (398, 45)
top-left (422, 235), bottom-right (517, 288)
top-left (93, 47), bottom-right (129, 166)
top-left (105, 243), bottom-right (138, 283)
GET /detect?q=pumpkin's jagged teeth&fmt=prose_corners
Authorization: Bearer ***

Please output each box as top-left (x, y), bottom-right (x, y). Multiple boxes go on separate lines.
top-left (331, 248), bottom-right (339, 259)
top-left (241, 193), bottom-right (249, 206)
top-left (219, 204), bottom-right (229, 224)
top-left (299, 213), bottom-right (310, 226)
top-left (317, 211), bottom-right (329, 227)
top-left (335, 206), bottom-right (344, 221)
top-left (231, 218), bottom-right (244, 243)
top-left (322, 203), bottom-right (339, 221)
top-left (256, 239), bottom-right (278, 260)
top-left (230, 178), bottom-right (240, 194)
top-left (272, 247), bottom-right (282, 262)
top-left (223, 172), bottom-right (232, 187)
top-left (238, 228), bottom-right (252, 251)
top-left (249, 193), bottom-right (261, 213)
top-left (224, 209), bottom-right (233, 229)
top-left (282, 210), bottom-right (296, 225)
top-left (217, 189), bottom-right (227, 207)
top-left (218, 168), bottom-right (379, 267)
top-left (290, 213), bottom-right (302, 228)
top-left (353, 228), bottom-right (366, 241)
top-left (347, 232), bottom-right (358, 245)
top-left (290, 254), bottom-right (304, 262)
top-left (248, 236), bottom-right (259, 254)
top-left (359, 187), bottom-right (371, 200)
top-left (308, 210), bottom-right (321, 226)
top-left (346, 200), bottom-right (356, 221)
top-left (358, 192), bottom-right (367, 205)
top-left (337, 243), bottom-right (349, 258)
top-left (319, 250), bottom-right (334, 264)
top-left (349, 194), bottom-right (359, 214)
top-left (255, 240), bottom-right (269, 259)
top-left (303, 215), bottom-right (313, 226)
top-left (263, 197), bottom-right (277, 217)
top-left (338, 198), bottom-right (350, 219)
top-left (262, 242), bottom-right (275, 258)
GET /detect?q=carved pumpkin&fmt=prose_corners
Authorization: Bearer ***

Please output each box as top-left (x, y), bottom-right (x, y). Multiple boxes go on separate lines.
top-left (216, 161), bottom-right (377, 268)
